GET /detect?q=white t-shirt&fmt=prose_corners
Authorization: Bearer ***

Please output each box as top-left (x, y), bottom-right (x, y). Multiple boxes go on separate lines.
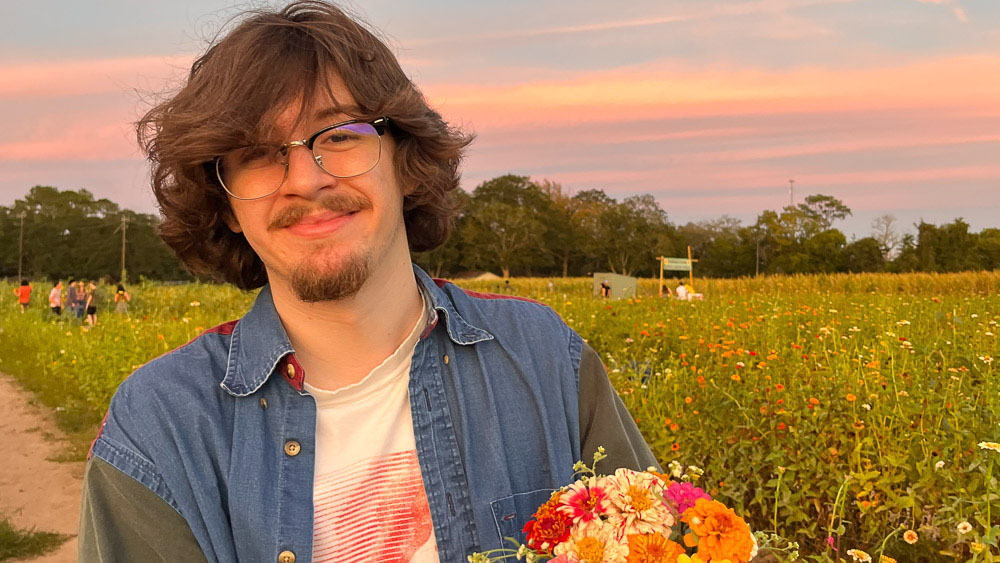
top-left (49, 287), bottom-right (61, 307)
top-left (676, 284), bottom-right (689, 299)
top-left (303, 295), bottom-right (438, 563)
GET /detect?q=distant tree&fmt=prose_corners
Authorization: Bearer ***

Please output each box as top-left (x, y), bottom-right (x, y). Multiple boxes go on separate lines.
top-left (870, 214), bottom-right (901, 261)
top-left (462, 175), bottom-right (550, 277)
top-left (976, 228), bottom-right (1000, 270)
top-left (890, 233), bottom-right (919, 273)
top-left (842, 237), bottom-right (886, 272)
top-left (412, 190), bottom-right (471, 278)
top-left (0, 186), bottom-right (188, 281)
top-left (797, 194), bottom-right (852, 235)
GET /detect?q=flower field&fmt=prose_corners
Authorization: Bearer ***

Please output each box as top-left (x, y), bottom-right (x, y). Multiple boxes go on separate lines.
top-left (1, 272), bottom-right (998, 561)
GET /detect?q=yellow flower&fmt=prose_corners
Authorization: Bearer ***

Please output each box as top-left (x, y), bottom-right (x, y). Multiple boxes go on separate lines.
top-left (879, 556), bottom-right (897, 563)
top-left (971, 542), bottom-right (986, 553)
top-left (902, 529), bottom-right (918, 544)
top-left (847, 549), bottom-right (872, 562)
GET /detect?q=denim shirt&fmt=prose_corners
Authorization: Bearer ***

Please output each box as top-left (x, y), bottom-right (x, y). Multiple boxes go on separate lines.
top-left (89, 265), bottom-right (584, 562)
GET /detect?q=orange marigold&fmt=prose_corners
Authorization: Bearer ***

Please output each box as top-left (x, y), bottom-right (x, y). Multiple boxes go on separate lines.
top-left (626, 534), bottom-right (686, 563)
top-left (681, 498), bottom-right (754, 563)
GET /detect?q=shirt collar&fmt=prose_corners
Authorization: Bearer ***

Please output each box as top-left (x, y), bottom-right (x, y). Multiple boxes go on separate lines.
top-left (219, 264), bottom-right (493, 397)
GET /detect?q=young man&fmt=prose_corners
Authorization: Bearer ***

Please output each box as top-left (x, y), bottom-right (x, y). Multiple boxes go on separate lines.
top-left (79, 2), bottom-right (656, 561)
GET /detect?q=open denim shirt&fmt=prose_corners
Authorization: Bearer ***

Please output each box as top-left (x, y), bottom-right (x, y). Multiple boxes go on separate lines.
top-left (89, 265), bottom-right (584, 562)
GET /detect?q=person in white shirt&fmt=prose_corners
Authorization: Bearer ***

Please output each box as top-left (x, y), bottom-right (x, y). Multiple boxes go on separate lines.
top-left (49, 281), bottom-right (63, 316)
top-left (675, 281), bottom-right (689, 300)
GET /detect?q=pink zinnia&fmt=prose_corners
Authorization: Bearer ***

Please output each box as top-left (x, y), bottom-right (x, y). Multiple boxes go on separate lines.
top-left (558, 478), bottom-right (611, 525)
top-left (665, 481), bottom-right (711, 514)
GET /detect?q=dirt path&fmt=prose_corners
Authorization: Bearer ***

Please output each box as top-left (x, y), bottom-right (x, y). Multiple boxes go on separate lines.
top-left (0, 373), bottom-right (85, 562)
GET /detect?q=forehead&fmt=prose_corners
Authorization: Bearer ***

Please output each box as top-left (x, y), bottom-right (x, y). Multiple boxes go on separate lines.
top-left (270, 73), bottom-right (361, 137)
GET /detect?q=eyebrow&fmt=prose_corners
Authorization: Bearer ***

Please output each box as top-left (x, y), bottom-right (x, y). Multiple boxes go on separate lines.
top-left (313, 105), bottom-right (363, 123)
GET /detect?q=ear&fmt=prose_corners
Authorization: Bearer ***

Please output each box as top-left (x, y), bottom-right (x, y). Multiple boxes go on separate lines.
top-left (221, 206), bottom-right (243, 234)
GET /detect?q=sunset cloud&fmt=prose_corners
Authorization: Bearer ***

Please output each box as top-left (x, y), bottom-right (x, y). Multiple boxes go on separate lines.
top-left (0, 55), bottom-right (191, 99)
top-left (408, 0), bottom-right (860, 45)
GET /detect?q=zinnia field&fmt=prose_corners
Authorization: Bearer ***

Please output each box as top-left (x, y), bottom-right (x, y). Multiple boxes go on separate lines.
top-left (1, 271), bottom-right (998, 561)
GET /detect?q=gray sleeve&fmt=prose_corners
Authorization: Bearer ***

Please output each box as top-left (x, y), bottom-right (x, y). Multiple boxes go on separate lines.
top-left (578, 343), bottom-right (661, 473)
top-left (79, 456), bottom-right (207, 563)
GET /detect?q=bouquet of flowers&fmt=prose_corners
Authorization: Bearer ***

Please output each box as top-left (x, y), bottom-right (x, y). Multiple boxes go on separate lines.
top-left (469, 448), bottom-right (757, 563)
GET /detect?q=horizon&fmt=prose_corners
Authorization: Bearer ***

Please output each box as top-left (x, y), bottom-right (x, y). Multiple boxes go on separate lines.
top-left (2, 0), bottom-right (999, 239)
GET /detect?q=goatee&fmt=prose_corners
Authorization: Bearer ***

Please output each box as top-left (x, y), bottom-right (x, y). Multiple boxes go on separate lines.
top-left (290, 249), bottom-right (373, 302)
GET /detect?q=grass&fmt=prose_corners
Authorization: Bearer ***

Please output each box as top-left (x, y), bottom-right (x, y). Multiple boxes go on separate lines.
top-left (0, 516), bottom-right (67, 561)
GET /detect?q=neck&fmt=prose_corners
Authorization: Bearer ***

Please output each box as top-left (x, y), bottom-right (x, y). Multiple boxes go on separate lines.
top-left (269, 246), bottom-right (423, 391)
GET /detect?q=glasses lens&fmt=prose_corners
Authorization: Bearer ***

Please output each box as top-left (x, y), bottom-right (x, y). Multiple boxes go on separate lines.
top-left (312, 122), bottom-right (381, 178)
top-left (217, 144), bottom-right (286, 199)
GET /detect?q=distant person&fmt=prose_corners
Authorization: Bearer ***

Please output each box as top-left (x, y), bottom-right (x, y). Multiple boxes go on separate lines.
top-left (84, 281), bottom-right (99, 326)
top-left (114, 284), bottom-right (131, 314)
top-left (66, 279), bottom-right (77, 317)
top-left (49, 281), bottom-right (63, 315)
top-left (676, 281), bottom-right (689, 300)
top-left (73, 280), bottom-right (87, 319)
top-left (13, 280), bottom-right (31, 312)
top-left (600, 279), bottom-right (611, 298)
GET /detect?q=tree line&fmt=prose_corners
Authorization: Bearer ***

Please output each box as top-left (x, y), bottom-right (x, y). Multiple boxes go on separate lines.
top-left (413, 174), bottom-right (1000, 278)
top-left (2, 182), bottom-right (997, 282)
top-left (0, 186), bottom-right (189, 282)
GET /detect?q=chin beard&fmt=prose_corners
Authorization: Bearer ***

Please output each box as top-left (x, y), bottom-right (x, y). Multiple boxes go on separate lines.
top-left (289, 250), bottom-right (373, 303)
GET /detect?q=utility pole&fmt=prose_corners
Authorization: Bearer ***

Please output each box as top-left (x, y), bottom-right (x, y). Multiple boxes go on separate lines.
top-left (120, 215), bottom-right (128, 284)
top-left (17, 211), bottom-right (26, 282)
top-left (788, 179), bottom-right (795, 207)
top-left (755, 235), bottom-right (760, 277)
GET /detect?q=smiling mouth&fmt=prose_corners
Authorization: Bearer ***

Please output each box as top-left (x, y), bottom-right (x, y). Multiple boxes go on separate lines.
top-left (284, 210), bottom-right (358, 237)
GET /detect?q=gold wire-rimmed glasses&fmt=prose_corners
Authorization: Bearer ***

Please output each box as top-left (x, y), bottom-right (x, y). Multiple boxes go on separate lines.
top-left (214, 117), bottom-right (389, 200)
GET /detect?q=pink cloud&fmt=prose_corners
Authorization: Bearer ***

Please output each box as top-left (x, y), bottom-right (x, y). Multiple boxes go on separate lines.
top-left (425, 55), bottom-right (1000, 129)
top-left (0, 55), bottom-right (191, 99)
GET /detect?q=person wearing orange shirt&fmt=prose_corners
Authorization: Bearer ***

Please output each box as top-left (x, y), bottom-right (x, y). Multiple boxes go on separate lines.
top-left (14, 280), bottom-right (32, 313)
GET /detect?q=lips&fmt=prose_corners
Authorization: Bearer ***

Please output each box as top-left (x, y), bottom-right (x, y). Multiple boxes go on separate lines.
top-left (285, 210), bottom-right (357, 238)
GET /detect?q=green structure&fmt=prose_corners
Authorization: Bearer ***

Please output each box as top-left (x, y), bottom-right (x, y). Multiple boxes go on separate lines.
top-left (593, 272), bottom-right (637, 299)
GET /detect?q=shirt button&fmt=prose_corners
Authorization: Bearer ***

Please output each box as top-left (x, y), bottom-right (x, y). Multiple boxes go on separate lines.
top-left (286, 363), bottom-right (296, 378)
top-left (443, 354), bottom-right (450, 365)
top-left (284, 440), bottom-right (301, 457)
top-left (278, 550), bottom-right (295, 563)
top-left (259, 397), bottom-right (268, 410)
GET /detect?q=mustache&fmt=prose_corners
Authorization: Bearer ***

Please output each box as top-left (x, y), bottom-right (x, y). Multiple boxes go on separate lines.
top-left (267, 193), bottom-right (373, 230)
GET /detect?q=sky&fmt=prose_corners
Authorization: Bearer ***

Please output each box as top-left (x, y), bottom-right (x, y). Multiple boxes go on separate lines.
top-left (2, 0), bottom-right (999, 240)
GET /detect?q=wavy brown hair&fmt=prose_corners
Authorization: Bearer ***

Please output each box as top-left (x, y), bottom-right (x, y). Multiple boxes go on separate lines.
top-left (137, 0), bottom-right (473, 289)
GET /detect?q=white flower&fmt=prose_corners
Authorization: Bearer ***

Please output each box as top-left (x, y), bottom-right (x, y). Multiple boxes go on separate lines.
top-left (604, 468), bottom-right (674, 535)
top-left (979, 441), bottom-right (1000, 453)
top-left (553, 522), bottom-right (628, 562)
top-left (668, 460), bottom-right (683, 478)
top-left (189, 300), bottom-right (201, 307)
top-left (957, 521), bottom-right (973, 535)
top-left (934, 460), bottom-right (945, 470)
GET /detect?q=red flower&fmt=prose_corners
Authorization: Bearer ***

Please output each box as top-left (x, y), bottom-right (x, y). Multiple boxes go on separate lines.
top-left (523, 493), bottom-right (573, 553)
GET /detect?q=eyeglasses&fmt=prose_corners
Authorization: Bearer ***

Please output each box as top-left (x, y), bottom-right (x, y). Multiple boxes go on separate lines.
top-left (214, 117), bottom-right (389, 200)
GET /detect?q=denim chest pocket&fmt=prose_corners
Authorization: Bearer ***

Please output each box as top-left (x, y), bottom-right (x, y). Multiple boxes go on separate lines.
top-left (489, 488), bottom-right (556, 544)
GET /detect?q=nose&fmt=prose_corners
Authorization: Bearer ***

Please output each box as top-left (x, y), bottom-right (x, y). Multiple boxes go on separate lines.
top-left (277, 144), bottom-right (337, 198)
